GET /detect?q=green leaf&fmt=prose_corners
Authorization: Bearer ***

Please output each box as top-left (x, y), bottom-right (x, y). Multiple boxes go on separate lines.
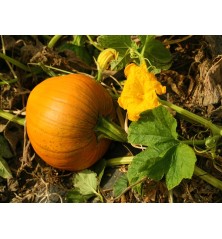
top-left (66, 189), bottom-right (92, 203)
top-left (96, 35), bottom-right (133, 71)
top-left (72, 35), bottom-right (86, 46)
top-left (127, 143), bottom-right (196, 191)
top-left (127, 146), bottom-right (172, 185)
top-left (90, 158), bottom-right (106, 184)
top-left (73, 169), bottom-right (98, 196)
top-left (127, 106), bottom-right (197, 191)
top-left (0, 134), bottom-right (13, 158)
top-left (0, 156), bottom-right (12, 179)
top-left (165, 143), bottom-right (197, 190)
top-left (138, 35), bottom-right (155, 48)
top-left (97, 35), bottom-right (132, 56)
top-left (144, 38), bottom-right (172, 70)
top-left (113, 173), bottom-right (128, 198)
top-left (128, 106), bottom-right (178, 147)
top-left (57, 43), bottom-right (93, 66)
top-left (0, 134), bottom-right (13, 179)
top-left (110, 53), bottom-right (131, 71)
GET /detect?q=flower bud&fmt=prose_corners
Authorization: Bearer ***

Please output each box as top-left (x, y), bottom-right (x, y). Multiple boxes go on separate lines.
top-left (97, 48), bottom-right (118, 72)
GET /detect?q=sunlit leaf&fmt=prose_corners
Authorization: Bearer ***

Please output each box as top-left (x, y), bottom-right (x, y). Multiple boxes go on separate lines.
top-left (73, 169), bottom-right (98, 196)
top-left (127, 106), bottom-right (196, 191)
top-left (128, 106), bottom-right (178, 147)
top-left (165, 143), bottom-right (196, 190)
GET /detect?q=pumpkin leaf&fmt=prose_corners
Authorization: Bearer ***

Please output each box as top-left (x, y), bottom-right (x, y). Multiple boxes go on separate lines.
top-left (138, 35), bottom-right (155, 48)
top-left (66, 188), bottom-right (92, 203)
top-left (127, 147), bottom-right (170, 185)
top-left (165, 143), bottom-right (197, 190)
top-left (97, 35), bottom-right (132, 56)
top-left (128, 106), bottom-right (178, 147)
top-left (127, 106), bottom-right (197, 191)
top-left (0, 156), bottom-right (12, 179)
top-left (73, 169), bottom-right (99, 196)
top-left (57, 43), bottom-right (93, 66)
top-left (113, 173), bottom-right (128, 198)
top-left (90, 158), bottom-right (106, 184)
top-left (72, 35), bottom-right (87, 47)
top-left (110, 53), bottom-right (132, 71)
top-left (97, 35), bottom-right (133, 71)
top-left (0, 134), bottom-right (14, 159)
top-left (68, 169), bottom-right (104, 202)
top-left (143, 38), bottom-right (172, 71)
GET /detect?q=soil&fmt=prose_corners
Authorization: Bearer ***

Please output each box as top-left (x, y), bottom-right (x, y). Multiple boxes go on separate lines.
top-left (1, 35), bottom-right (222, 203)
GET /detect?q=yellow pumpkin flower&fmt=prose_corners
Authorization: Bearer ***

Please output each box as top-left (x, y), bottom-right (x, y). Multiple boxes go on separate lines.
top-left (118, 63), bottom-right (166, 121)
top-left (97, 48), bottom-right (118, 71)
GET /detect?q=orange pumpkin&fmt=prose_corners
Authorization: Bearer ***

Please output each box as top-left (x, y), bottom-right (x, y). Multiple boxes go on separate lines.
top-left (26, 74), bottom-right (116, 171)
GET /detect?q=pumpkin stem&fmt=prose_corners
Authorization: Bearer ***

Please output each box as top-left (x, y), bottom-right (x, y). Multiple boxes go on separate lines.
top-left (159, 99), bottom-right (222, 136)
top-left (95, 116), bottom-right (128, 143)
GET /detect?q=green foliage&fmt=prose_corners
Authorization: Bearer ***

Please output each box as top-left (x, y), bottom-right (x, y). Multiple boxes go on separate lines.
top-left (0, 134), bottom-right (13, 179)
top-left (97, 35), bottom-right (132, 71)
top-left (127, 106), bottom-right (197, 191)
top-left (0, 157), bottom-right (12, 179)
top-left (90, 158), bottom-right (106, 184)
top-left (113, 173), bottom-right (128, 198)
top-left (58, 43), bottom-right (93, 66)
top-left (165, 143), bottom-right (197, 189)
top-left (66, 189), bottom-right (91, 203)
top-left (138, 35), bottom-right (155, 47)
top-left (96, 35), bottom-right (172, 72)
top-left (143, 38), bottom-right (172, 72)
top-left (66, 168), bottom-right (105, 203)
top-left (128, 106), bottom-right (178, 146)
top-left (74, 169), bottom-right (98, 195)
top-left (97, 35), bottom-right (132, 55)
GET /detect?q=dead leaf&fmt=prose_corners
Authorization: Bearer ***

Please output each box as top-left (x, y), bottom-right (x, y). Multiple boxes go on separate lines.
top-left (191, 58), bottom-right (222, 106)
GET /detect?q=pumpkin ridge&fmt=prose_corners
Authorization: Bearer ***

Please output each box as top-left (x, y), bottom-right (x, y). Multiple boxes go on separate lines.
top-left (26, 73), bottom-right (116, 171)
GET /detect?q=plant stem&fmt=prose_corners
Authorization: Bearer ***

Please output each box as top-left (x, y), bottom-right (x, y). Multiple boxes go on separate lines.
top-left (86, 35), bottom-right (104, 51)
top-left (194, 166), bottom-right (222, 191)
top-left (0, 52), bottom-right (30, 72)
top-left (48, 35), bottom-right (62, 49)
top-left (93, 190), bottom-right (104, 202)
top-left (163, 35), bottom-right (193, 46)
top-left (0, 78), bottom-right (18, 85)
top-left (168, 190), bottom-right (174, 203)
top-left (140, 35), bottom-right (149, 57)
top-left (106, 156), bottom-right (134, 166)
top-left (159, 99), bottom-right (222, 136)
top-left (1, 36), bottom-right (18, 79)
top-left (95, 116), bottom-right (127, 143)
top-left (113, 176), bottom-right (147, 201)
top-left (181, 139), bottom-right (206, 146)
top-left (72, 35), bottom-right (83, 46)
top-left (0, 110), bottom-right (25, 126)
top-left (96, 70), bottom-right (103, 82)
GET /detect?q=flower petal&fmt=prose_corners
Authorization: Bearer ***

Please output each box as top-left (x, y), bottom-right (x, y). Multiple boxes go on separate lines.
top-left (118, 63), bottom-right (166, 121)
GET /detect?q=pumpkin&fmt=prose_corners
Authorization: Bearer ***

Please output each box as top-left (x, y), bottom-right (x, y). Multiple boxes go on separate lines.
top-left (26, 74), bottom-right (116, 171)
